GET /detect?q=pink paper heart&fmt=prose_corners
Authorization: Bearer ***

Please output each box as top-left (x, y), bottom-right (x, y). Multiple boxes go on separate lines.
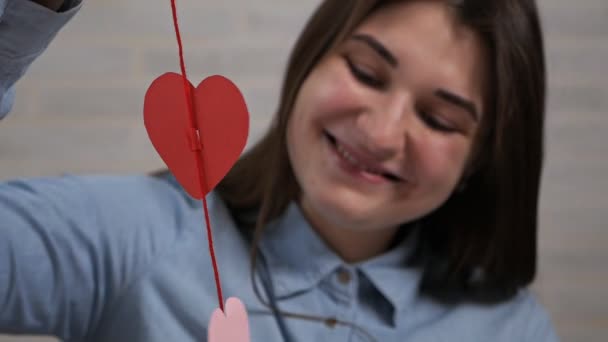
top-left (208, 297), bottom-right (251, 342)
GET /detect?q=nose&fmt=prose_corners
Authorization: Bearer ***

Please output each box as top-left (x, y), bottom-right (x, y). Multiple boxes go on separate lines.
top-left (355, 94), bottom-right (411, 159)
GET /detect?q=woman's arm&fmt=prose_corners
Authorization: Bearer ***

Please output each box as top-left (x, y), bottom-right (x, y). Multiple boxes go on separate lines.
top-left (0, 0), bottom-right (82, 118)
top-left (0, 2), bottom-right (197, 340)
top-left (0, 176), bottom-right (190, 341)
top-left (0, 5), bottom-right (92, 337)
top-left (0, 1), bottom-right (115, 339)
top-left (0, 175), bottom-right (189, 339)
top-left (0, 176), bottom-right (113, 339)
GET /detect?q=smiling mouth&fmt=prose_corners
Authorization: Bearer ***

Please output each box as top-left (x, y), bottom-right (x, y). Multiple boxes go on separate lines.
top-left (323, 131), bottom-right (404, 183)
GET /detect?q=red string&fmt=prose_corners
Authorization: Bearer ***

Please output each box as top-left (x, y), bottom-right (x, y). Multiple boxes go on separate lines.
top-left (170, 0), bottom-right (225, 312)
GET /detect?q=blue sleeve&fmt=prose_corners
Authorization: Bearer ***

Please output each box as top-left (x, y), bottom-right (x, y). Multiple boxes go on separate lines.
top-left (0, 0), bottom-right (82, 119)
top-left (0, 175), bottom-right (189, 339)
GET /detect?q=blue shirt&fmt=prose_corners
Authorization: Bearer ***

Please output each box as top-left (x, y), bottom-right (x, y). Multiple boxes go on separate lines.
top-left (0, 1), bottom-right (559, 341)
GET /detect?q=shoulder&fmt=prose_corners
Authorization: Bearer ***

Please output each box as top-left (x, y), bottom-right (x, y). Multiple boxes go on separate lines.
top-left (76, 173), bottom-right (203, 251)
top-left (1, 173), bottom-right (198, 273)
top-left (416, 288), bottom-right (559, 341)
top-left (76, 173), bottom-right (196, 218)
top-left (70, 172), bottom-right (249, 268)
top-left (458, 289), bottom-right (559, 342)
top-left (87, 175), bottom-right (253, 337)
top-left (4, 173), bottom-right (194, 226)
top-left (507, 289), bottom-right (560, 342)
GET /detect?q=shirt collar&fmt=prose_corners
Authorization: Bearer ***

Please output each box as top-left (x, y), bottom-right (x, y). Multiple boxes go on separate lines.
top-left (259, 200), bottom-right (423, 321)
top-left (356, 227), bottom-right (422, 324)
top-left (258, 201), bottom-right (343, 299)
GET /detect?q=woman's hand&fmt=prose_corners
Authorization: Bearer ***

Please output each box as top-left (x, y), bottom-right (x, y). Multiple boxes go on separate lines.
top-left (29, 0), bottom-right (65, 11)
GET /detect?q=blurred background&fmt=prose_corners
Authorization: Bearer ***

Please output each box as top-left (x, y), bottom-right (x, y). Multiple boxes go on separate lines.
top-left (1, 0), bottom-right (606, 341)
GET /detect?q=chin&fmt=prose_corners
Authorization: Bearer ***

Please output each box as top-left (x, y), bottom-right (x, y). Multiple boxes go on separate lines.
top-left (305, 186), bottom-right (391, 230)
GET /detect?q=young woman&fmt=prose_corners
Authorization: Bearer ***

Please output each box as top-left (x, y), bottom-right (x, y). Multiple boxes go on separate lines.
top-left (0, 0), bottom-right (558, 341)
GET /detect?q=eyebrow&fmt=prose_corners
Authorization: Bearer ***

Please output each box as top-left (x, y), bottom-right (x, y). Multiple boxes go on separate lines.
top-left (435, 89), bottom-right (479, 122)
top-left (351, 33), bottom-right (479, 121)
top-left (351, 33), bottom-right (399, 68)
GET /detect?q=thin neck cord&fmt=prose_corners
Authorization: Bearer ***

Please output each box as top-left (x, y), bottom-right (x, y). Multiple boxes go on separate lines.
top-left (256, 250), bottom-right (294, 342)
top-left (250, 228), bottom-right (379, 342)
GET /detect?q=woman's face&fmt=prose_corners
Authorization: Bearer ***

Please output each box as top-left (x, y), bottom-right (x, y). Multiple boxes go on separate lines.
top-left (287, 1), bottom-right (487, 235)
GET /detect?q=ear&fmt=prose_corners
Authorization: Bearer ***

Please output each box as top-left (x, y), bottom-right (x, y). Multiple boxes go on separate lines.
top-left (457, 151), bottom-right (485, 193)
top-left (461, 131), bottom-right (489, 187)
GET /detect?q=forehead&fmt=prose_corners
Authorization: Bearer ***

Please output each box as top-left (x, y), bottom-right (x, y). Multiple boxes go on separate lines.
top-left (351, 1), bottom-right (487, 109)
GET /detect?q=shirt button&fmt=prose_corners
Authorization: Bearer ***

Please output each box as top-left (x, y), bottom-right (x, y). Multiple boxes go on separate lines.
top-left (325, 317), bottom-right (338, 328)
top-left (337, 269), bottom-right (351, 284)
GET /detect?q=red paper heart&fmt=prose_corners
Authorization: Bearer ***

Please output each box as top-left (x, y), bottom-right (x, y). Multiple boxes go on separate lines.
top-left (144, 72), bottom-right (249, 199)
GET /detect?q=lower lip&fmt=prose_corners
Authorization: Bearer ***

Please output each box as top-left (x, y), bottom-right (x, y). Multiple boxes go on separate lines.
top-left (325, 134), bottom-right (389, 185)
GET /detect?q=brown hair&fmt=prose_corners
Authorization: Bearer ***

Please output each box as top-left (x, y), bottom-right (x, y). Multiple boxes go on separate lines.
top-left (216, 0), bottom-right (546, 305)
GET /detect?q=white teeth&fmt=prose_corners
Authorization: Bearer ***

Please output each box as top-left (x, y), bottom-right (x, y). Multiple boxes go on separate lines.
top-left (337, 144), bottom-right (357, 164)
top-left (336, 142), bottom-right (380, 175)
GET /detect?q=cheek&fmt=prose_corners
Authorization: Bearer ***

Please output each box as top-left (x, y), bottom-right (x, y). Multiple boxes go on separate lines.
top-left (416, 137), bottom-right (471, 189)
top-left (317, 83), bottom-right (358, 118)
top-left (296, 62), bottom-right (361, 125)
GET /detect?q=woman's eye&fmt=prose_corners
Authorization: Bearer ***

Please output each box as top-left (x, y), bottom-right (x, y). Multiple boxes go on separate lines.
top-left (345, 57), bottom-right (384, 89)
top-left (419, 110), bottom-right (457, 133)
